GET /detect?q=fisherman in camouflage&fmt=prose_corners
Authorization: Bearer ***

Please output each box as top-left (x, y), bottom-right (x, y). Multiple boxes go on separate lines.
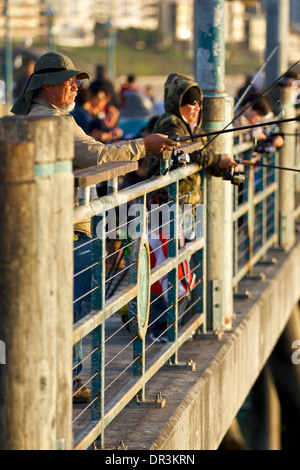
top-left (147, 73), bottom-right (237, 205)
top-left (147, 73), bottom-right (237, 342)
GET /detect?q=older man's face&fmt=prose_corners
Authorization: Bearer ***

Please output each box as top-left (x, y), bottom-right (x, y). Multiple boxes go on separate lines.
top-left (43, 77), bottom-right (79, 112)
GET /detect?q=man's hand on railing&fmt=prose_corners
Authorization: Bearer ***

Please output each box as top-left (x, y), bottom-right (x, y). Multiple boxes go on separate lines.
top-left (143, 134), bottom-right (180, 153)
top-left (219, 154), bottom-right (239, 171)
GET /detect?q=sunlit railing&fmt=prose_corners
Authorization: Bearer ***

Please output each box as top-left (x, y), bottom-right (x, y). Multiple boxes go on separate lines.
top-left (72, 158), bottom-right (206, 449)
top-left (72, 108), bottom-right (300, 448)
top-left (232, 141), bottom-right (279, 290)
top-left (1, 95), bottom-right (299, 450)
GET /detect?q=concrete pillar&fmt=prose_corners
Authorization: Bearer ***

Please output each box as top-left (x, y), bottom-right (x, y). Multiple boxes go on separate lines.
top-left (251, 365), bottom-right (281, 450)
top-left (252, 304), bottom-right (300, 450)
top-left (194, 0), bottom-right (225, 92)
top-left (279, 87), bottom-right (296, 249)
top-left (268, 305), bottom-right (300, 450)
top-left (265, 0), bottom-right (290, 87)
top-left (223, 96), bottom-right (234, 329)
top-left (194, 0), bottom-right (231, 332)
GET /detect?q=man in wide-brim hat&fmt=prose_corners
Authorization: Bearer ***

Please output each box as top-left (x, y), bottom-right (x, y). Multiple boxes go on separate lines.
top-left (11, 52), bottom-right (180, 403)
top-left (12, 51), bottom-right (90, 115)
top-left (12, 51), bottom-right (177, 170)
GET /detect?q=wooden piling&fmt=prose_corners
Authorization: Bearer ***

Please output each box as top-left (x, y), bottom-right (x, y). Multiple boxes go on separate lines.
top-left (0, 116), bottom-right (74, 450)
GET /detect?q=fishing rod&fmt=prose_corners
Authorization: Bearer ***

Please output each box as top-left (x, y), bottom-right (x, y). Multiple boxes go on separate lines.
top-left (220, 158), bottom-right (300, 186)
top-left (238, 159), bottom-right (300, 173)
top-left (190, 57), bottom-right (300, 154)
top-left (278, 132), bottom-right (300, 136)
top-left (233, 45), bottom-right (279, 113)
top-left (172, 116), bottom-right (300, 142)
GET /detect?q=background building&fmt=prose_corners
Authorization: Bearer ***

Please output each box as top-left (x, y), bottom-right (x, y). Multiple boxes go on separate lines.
top-left (0, 1), bottom-right (299, 70)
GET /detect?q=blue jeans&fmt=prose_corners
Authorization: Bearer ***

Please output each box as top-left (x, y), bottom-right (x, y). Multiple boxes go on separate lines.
top-left (150, 292), bottom-right (167, 337)
top-left (73, 233), bottom-right (92, 383)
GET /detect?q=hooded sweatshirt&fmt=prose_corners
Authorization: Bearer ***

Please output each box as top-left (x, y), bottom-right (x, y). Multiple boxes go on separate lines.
top-left (147, 73), bottom-right (225, 205)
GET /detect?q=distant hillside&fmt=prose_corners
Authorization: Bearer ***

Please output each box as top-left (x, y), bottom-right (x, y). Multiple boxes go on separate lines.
top-left (57, 43), bottom-right (260, 82)
top-left (58, 44), bottom-right (194, 81)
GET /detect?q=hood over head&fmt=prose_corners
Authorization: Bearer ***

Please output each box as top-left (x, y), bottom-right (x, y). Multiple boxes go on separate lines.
top-left (163, 73), bottom-right (203, 126)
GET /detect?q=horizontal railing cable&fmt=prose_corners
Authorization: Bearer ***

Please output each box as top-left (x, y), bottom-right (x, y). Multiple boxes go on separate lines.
top-left (105, 261), bottom-right (135, 285)
top-left (72, 394), bottom-right (99, 425)
top-left (105, 336), bottom-right (137, 369)
top-left (73, 286), bottom-right (99, 305)
top-left (104, 355), bottom-right (140, 393)
top-left (105, 317), bottom-right (134, 343)
top-left (73, 261), bottom-right (99, 279)
top-left (73, 236), bottom-right (98, 251)
top-left (72, 346), bottom-right (99, 372)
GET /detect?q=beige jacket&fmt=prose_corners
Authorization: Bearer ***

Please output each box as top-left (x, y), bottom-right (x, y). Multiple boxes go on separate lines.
top-left (28, 97), bottom-right (146, 235)
top-left (28, 98), bottom-right (145, 170)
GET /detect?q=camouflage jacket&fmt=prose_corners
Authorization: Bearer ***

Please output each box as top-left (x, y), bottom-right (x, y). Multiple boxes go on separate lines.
top-left (147, 73), bottom-right (225, 205)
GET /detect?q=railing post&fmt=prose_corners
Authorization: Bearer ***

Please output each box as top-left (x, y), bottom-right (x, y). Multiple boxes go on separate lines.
top-left (279, 87), bottom-right (296, 249)
top-left (91, 212), bottom-right (105, 447)
top-left (168, 181), bottom-right (179, 361)
top-left (223, 96), bottom-right (234, 329)
top-left (195, 0), bottom-right (227, 333)
top-left (0, 116), bottom-right (74, 450)
top-left (131, 194), bottom-right (148, 400)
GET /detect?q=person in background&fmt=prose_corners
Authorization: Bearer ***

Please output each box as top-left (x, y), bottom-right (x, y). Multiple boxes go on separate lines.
top-left (120, 73), bottom-right (140, 107)
top-left (0, 78), bottom-right (5, 103)
top-left (144, 85), bottom-right (154, 103)
top-left (89, 80), bottom-right (121, 130)
top-left (93, 63), bottom-right (120, 109)
top-left (234, 91), bottom-right (284, 150)
top-left (119, 116), bottom-right (159, 190)
top-left (15, 58), bottom-right (35, 97)
top-left (267, 69), bottom-right (300, 114)
top-left (71, 84), bottom-right (123, 143)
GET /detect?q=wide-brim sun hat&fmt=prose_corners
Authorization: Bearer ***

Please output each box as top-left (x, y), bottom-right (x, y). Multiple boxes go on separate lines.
top-left (11, 52), bottom-right (90, 115)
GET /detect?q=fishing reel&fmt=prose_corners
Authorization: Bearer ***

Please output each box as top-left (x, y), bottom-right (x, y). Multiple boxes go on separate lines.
top-left (163, 148), bottom-right (190, 175)
top-left (223, 167), bottom-right (245, 185)
top-left (254, 132), bottom-right (284, 157)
